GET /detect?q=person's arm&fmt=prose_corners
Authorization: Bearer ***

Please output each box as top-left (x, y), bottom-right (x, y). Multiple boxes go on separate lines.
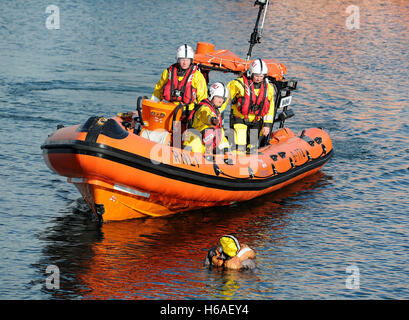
top-left (195, 106), bottom-right (219, 127)
top-left (204, 246), bottom-right (218, 266)
top-left (227, 78), bottom-right (246, 119)
top-left (223, 256), bottom-right (243, 269)
top-left (236, 244), bottom-right (255, 260)
top-left (192, 71), bottom-right (208, 103)
top-left (151, 69), bottom-right (169, 101)
top-left (211, 249), bottom-right (225, 267)
top-left (227, 79), bottom-right (243, 105)
top-left (223, 244), bottom-right (255, 269)
top-left (261, 83), bottom-right (276, 135)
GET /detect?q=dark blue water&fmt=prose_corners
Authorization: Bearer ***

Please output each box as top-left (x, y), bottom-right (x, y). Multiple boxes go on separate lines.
top-left (1, 0), bottom-right (408, 299)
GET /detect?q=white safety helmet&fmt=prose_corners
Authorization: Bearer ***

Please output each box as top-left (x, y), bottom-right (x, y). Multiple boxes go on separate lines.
top-left (208, 82), bottom-right (228, 101)
top-left (248, 58), bottom-right (268, 77)
top-left (176, 44), bottom-right (195, 60)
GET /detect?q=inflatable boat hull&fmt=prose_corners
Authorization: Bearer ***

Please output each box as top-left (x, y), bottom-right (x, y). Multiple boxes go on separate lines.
top-left (42, 116), bottom-right (333, 221)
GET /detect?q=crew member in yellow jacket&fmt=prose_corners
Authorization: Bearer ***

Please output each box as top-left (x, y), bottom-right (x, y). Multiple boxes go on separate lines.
top-left (227, 59), bottom-right (275, 153)
top-left (183, 82), bottom-right (229, 154)
top-left (151, 44), bottom-right (208, 112)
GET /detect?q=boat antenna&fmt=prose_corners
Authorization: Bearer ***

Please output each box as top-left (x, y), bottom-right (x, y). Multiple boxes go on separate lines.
top-left (246, 0), bottom-right (270, 61)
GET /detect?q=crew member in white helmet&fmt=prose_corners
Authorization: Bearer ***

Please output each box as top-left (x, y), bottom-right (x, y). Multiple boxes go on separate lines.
top-left (151, 44), bottom-right (208, 111)
top-left (183, 82), bottom-right (230, 154)
top-left (227, 59), bottom-right (275, 153)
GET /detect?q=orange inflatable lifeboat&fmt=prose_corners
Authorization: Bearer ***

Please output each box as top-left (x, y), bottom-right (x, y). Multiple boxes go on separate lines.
top-left (41, 43), bottom-right (333, 222)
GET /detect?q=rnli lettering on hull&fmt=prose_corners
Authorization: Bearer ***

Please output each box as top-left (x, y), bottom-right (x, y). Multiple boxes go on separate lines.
top-left (290, 148), bottom-right (306, 163)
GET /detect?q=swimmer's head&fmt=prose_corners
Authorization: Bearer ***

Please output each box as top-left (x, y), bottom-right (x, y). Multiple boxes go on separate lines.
top-left (219, 235), bottom-right (240, 257)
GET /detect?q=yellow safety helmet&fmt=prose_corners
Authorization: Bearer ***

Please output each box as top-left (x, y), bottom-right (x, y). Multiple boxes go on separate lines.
top-left (219, 235), bottom-right (240, 257)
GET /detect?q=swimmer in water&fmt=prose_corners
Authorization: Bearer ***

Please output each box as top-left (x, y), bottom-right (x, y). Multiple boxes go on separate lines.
top-left (204, 235), bottom-right (256, 270)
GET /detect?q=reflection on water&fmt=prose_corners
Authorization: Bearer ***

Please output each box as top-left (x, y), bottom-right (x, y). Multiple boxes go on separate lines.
top-left (33, 200), bottom-right (103, 299)
top-left (35, 173), bottom-right (329, 299)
